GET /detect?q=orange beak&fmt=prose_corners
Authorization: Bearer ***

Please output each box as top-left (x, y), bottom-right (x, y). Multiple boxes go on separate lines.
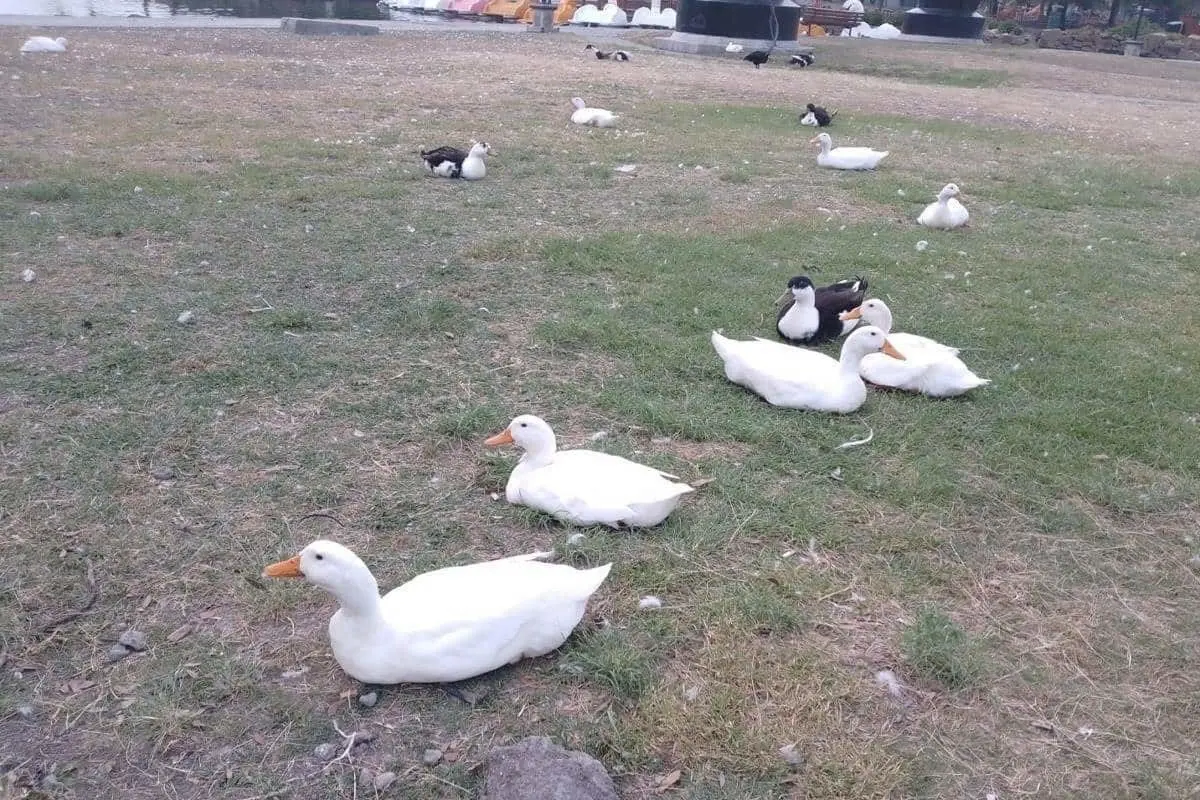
top-left (484, 427), bottom-right (514, 446)
top-left (262, 554), bottom-right (303, 579)
top-left (881, 340), bottom-right (906, 360)
top-left (839, 306), bottom-right (863, 321)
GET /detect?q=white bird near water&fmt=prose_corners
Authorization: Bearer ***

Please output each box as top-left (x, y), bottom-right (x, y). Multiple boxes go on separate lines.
top-left (21, 36), bottom-right (68, 53)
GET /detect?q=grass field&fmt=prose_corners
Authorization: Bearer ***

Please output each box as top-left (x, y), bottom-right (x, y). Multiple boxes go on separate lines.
top-left (1, 23), bottom-right (1198, 800)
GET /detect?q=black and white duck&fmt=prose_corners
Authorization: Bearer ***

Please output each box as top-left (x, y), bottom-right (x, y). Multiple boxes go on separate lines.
top-left (799, 102), bottom-right (836, 127)
top-left (789, 53), bottom-right (815, 67)
top-left (775, 275), bottom-right (868, 346)
top-left (744, 50), bottom-right (770, 68)
top-left (420, 141), bottom-right (491, 180)
top-left (584, 44), bottom-right (631, 61)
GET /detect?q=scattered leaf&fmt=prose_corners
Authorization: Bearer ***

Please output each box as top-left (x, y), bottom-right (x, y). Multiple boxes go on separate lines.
top-left (657, 770), bottom-right (682, 791)
top-left (59, 678), bottom-right (97, 695)
top-left (167, 624), bottom-right (193, 643)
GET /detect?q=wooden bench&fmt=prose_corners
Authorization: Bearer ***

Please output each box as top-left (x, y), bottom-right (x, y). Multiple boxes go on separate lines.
top-left (798, 5), bottom-right (864, 34)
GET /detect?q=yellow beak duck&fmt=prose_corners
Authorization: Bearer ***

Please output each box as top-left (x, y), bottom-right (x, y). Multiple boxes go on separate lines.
top-left (485, 414), bottom-right (694, 528)
top-left (263, 540), bottom-right (611, 685)
top-left (711, 326), bottom-right (904, 413)
top-left (840, 299), bottom-right (990, 397)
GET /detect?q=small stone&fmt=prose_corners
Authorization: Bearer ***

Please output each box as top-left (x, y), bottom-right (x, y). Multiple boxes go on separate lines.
top-left (358, 691), bottom-right (378, 708)
top-left (118, 629), bottom-right (149, 651)
top-left (778, 743), bottom-right (804, 769)
top-left (16, 704), bottom-right (35, 720)
top-left (176, 310), bottom-right (195, 324)
top-left (566, 533), bottom-right (587, 545)
top-left (374, 771), bottom-right (397, 791)
top-left (638, 595), bottom-right (663, 610)
top-left (358, 768), bottom-right (374, 786)
top-left (21, 269), bottom-right (36, 282)
top-left (314, 742), bottom-right (337, 760)
top-left (915, 240), bottom-right (929, 252)
top-left (106, 644), bottom-right (131, 662)
top-left (151, 467), bottom-right (175, 481)
top-left (589, 431), bottom-right (608, 442)
top-left (422, 748), bottom-right (444, 766)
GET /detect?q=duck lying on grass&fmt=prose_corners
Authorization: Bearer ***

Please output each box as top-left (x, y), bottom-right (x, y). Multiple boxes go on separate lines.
top-left (800, 102), bottom-right (836, 127)
top-left (420, 141), bottom-right (490, 180)
top-left (570, 97), bottom-right (619, 128)
top-left (263, 539), bottom-right (611, 685)
top-left (584, 44), bottom-right (631, 61)
top-left (810, 132), bottom-right (888, 170)
top-left (917, 182), bottom-right (970, 229)
top-left (776, 275), bottom-right (868, 345)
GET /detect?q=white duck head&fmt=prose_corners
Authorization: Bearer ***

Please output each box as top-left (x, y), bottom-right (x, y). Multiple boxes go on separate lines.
top-left (467, 141), bottom-right (492, 158)
top-left (840, 325), bottom-right (905, 365)
top-left (263, 539), bottom-right (380, 616)
top-left (485, 414), bottom-right (558, 465)
top-left (809, 132), bottom-right (834, 153)
top-left (571, 97), bottom-right (587, 110)
top-left (936, 183), bottom-right (961, 202)
top-left (840, 298), bottom-right (894, 334)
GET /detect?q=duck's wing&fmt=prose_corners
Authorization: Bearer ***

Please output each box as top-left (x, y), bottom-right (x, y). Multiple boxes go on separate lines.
top-left (814, 277), bottom-right (868, 313)
top-left (420, 145), bottom-right (467, 167)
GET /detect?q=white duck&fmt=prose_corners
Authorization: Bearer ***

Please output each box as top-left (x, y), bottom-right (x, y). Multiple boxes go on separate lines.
top-left (263, 539), bottom-right (611, 684)
top-left (810, 132), bottom-right (888, 171)
top-left (485, 414), bottom-right (694, 528)
top-left (570, 97), bottom-right (618, 128)
top-left (459, 141), bottom-right (490, 181)
top-left (917, 182), bottom-right (969, 229)
top-left (840, 299), bottom-right (990, 397)
top-left (711, 326), bottom-right (904, 413)
top-left (725, 42), bottom-right (744, 53)
top-left (839, 298), bottom-right (959, 357)
top-left (20, 36), bottom-right (68, 53)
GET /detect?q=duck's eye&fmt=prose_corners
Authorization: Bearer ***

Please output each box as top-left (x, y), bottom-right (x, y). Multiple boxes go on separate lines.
top-left (315, 553), bottom-right (324, 560)
top-left (519, 422), bottom-right (527, 427)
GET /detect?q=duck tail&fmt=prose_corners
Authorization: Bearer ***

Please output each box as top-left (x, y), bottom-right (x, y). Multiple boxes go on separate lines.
top-left (710, 330), bottom-right (736, 361)
top-left (579, 563), bottom-right (614, 596)
top-left (855, 276), bottom-right (868, 295)
top-left (829, 109), bottom-right (839, 120)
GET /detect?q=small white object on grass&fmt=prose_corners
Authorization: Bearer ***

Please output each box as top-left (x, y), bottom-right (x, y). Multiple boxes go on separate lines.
top-left (589, 431), bottom-right (608, 442)
top-left (836, 426), bottom-right (873, 450)
top-left (21, 269), bottom-right (36, 283)
top-left (177, 310), bottom-right (195, 324)
top-left (638, 595), bottom-right (663, 610)
top-left (916, 240), bottom-right (929, 252)
top-left (614, 164), bottom-right (638, 173)
top-left (566, 532), bottom-right (587, 545)
top-left (875, 669), bottom-right (903, 697)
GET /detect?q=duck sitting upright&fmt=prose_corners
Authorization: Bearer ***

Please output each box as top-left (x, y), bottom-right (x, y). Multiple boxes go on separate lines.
top-left (917, 183), bottom-right (970, 229)
top-left (799, 102), bottom-right (836, 127)
top-left (776, 275), bottom-right (868, 346)
top-left (420, 141), bottom-right (491, 180)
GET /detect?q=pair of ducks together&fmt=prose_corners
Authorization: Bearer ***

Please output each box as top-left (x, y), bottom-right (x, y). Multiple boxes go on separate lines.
top-left (712, 275), bottom-right (989, 413)
top-left (262, 414), bottom-right (695, 686)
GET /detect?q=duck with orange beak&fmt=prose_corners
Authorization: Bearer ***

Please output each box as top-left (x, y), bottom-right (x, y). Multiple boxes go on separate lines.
top-left (262, 539), bottom-right (611, 685)
top-left (839, 299), bottom-right (989, 397)
top-left (484, 414), bottom-right (695, 529)
top-left (711, 325), bottom-right (904, 413)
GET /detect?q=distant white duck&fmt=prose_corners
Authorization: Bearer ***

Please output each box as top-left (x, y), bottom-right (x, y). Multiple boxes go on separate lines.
top-left (725, 41), bottom-right (744, 53)
top-left (917, 182), bottom-right (970, 229)
top-left (840, 299), bottom-right (990, 397)
top-left (20, 36), bottom-right (68, 53)
top-left (810, 132), bottom-right (888, 170)
top-left (485, 414), bottom-right (694, 528)
top-left (711, 326), bottom-right (904, 413)
top-left (570, 97), bottom-right (618, 128)
top-left (263, 539), bottom-right (611, 684)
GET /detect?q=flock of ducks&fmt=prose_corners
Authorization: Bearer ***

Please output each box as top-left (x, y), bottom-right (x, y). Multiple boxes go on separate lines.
top-left (268, 36), bottom-right (990, 689)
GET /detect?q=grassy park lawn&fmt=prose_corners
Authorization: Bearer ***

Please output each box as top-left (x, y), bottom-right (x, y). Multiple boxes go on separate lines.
top-left (1, 24), bottom-right (1198, 800)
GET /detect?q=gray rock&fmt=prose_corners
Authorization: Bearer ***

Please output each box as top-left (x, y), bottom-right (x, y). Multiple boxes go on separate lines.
top-left (151, 467), bottom-right (175, 481)
top-left (482, 737), bottom-right (617, 800)
top-left (118, 629), bottom-right (149, 651)
top-left (16, 704), bottom-right (35, 720)
top-left (422, 748), bottom-right (444, 766)
top-left (106, 643), bottom-right (131, 662)
top-left (374, 771), bottom-right (397, 791)
top-left (314, 743), bottom-right (337, 760)
top-left (358, 691), bottom-right (378, 708)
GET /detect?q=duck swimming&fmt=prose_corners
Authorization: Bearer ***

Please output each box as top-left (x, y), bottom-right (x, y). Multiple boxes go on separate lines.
top-left (776, 275), bottom-right (868, 345)
top-left (263, 539), bottom-right (611, 685)
top-left (799, 102), bottom-right (836, 127)
top-left (810, 132), bottom-right (888, 170)
top-left (917, 183), bottom-right (970, 229)
top-left (712, 326), bottom-right (904, 413)
top-left (570, 97), bottom-right (618, 128)
top-left (485, 414), bottom-right (694, 529)
top-left (840, 299), bottom-right (990, 397)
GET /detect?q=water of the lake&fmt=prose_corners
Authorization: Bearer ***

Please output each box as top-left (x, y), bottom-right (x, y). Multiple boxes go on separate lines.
top-left (2, 0), bottom-right (389, 19)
